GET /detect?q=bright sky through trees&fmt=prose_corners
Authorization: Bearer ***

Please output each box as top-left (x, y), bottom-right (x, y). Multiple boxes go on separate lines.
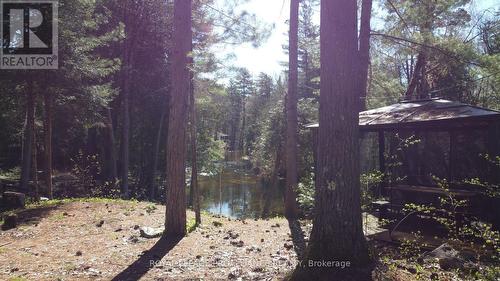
top-left (223, 0), bottom-right (498, 77)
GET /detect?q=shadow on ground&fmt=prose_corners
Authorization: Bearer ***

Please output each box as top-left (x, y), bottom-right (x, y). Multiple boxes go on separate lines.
top-left (287, 219), bottom-right (307, 260)
top-left (1, 204), bottom-right (63, 230)
top-left (111, 235), bottom-right (182, 281)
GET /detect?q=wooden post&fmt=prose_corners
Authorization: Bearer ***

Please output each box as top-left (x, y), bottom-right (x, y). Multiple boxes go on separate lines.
top-left (378, 130), bottom-right (385, 174)
top-left (487, 121), bottom-right (500, 184)
top-left (448, 130), bottom-right (456, 184)
top-left (379, 130), bottom-right (387, 200)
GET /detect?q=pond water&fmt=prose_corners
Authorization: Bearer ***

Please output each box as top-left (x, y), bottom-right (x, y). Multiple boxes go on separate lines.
top-left (197, 162), bottom-right (285, 219)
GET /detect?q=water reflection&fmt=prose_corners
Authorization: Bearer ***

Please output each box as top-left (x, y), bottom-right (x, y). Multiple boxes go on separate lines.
top-left (197, 167), bottom-right (284, 219)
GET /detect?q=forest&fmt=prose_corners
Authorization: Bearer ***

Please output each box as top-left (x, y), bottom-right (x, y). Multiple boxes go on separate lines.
top-left (0, 0), bottom-right (499, 280)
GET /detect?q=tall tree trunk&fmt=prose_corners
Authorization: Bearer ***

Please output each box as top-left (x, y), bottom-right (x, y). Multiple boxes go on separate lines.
top-left (151, 98), bottom-right (167, 201)
top-left (188, 54), bottom-right (195, 208)
top-left (120, 3), bottom-right (132, 199)
top-left (105, 107), bottom-right (118, 186)
top-left (43, 91), bottom-right (53, 199)
top-left (238, 98), bottom-right (246, 153)
top-left (20, 83), bottom-right (35, 192)
top-left (165, 0), bottom-right (192, 237)
top-left (189, 74), bottom-right (201, 225)
top-left (405, 16), bottom-right (432, 100)
top-left (358, 0), bottom-right (373, 111)
top-left (285, 0), bottom-right (300, 219)
top-left (405, 49), bottom-right (427, 100)
top-left (294, 0), bottom-right (370, 278)
top-left (121, 72), bottom-right (130, 198)
top-left (32, 107), bottom-right (38, 200)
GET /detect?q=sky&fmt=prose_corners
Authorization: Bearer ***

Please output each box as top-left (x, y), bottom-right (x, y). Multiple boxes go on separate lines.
top-left (217, 0), bottom-right (498, 79)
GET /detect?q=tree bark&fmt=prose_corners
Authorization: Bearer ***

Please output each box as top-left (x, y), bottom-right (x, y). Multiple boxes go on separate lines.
top-left (43, 91), bottom-right (53, 199)
top-left (405, 13), bottom-right (432, 100)
top-left (405, 49), bottom-right (428, 100)
top-left (151, 98), bottom-right (167, 201)
top-left (285, 0), bottom-right (300, 219)
top-left (32, 106), bottom-right (38, 200)
top-left (189, 75), bottom-right (201, 225)
top-left (239, 97), bottom-right (246, 153)
top-left (120, 2), bottom-right (131, 199)
top-left (105, 107), bottom-right (118, 186)
top-left (294, 0), bottom-right (370, 278)
top-left (20, 82), bottom-right (35, 192)
top-left (165, 0), bottom-right (191, 237)
top-left (358, 0), bottom-right (372, 111)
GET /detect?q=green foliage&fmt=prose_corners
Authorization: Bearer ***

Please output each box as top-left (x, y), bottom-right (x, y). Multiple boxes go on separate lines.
top-left (360, 170), bottom-right (384, 211)
top-left (472, 266), bottom-right (500, 281)
top-left (8, 277), bottom-right (28, 281)
top-left (250, 78), bottom-right (286, 175)
top-left (403, 174), bottom-right (500, 261)
top-left (297, 170), bottom-right (385, 214)
top-left (71, 150), bottom-right (120, 198)
top-left (399, 231), bottom-right (426, 260)
top-left (186, 218), bottom-right (198, 233)
top-left (297, 173), bottom-right (315, 213)
top-left (0, 168), bottom-right (20, 181)
top-left (385, 134), bottom-right (421, 186)
top-left (145, 204), bottom-right (157, 214)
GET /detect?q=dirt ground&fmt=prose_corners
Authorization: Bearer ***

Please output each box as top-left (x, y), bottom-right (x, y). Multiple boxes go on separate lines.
top-left (0, 200), bottom-right (306, 281)
top-left (0, 199), bottom-right (497, 281)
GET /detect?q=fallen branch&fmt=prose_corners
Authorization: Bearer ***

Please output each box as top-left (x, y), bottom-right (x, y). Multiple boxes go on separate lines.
top-left (0, 241), bottom-right (14, 248)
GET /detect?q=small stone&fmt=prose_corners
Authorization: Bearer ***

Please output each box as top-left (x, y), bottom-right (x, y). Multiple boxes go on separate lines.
top-left (139, 227), bottom-right (164, 239)
top-left (209, 245), bottom-right (216, 249)
top-left (228, 231), bottom-right (239, 239)
top-left (228, 267), bottom-right (242, 279)
top-left (407, 267), bottom-right (417, 274)
top-left (96, 220), bottom-right (104, 227)
top-left (133, 225), bottom-right (140, 230)
top-left (261, 238), bottom-right (264, 243)
top-left (439, 257), bottom-right (463, 271)
top-left (128, 236), bottom-right (139, 243)
top-left (252, 267), bottom-right (265, 273)
top-left (230, 240), bottom-right (244, 247)
top-left (76, 251), bottom-right (82, 256)
top-left (196, 255), bottom-right (202, 259)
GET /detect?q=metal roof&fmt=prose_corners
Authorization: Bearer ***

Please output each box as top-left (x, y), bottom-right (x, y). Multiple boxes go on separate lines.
top-left (306, 98), bottom-right (500, 131)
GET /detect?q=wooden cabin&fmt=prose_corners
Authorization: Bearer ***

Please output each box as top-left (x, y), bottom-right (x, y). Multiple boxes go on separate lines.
top-left (307, 98), bottom-right (500, 225)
